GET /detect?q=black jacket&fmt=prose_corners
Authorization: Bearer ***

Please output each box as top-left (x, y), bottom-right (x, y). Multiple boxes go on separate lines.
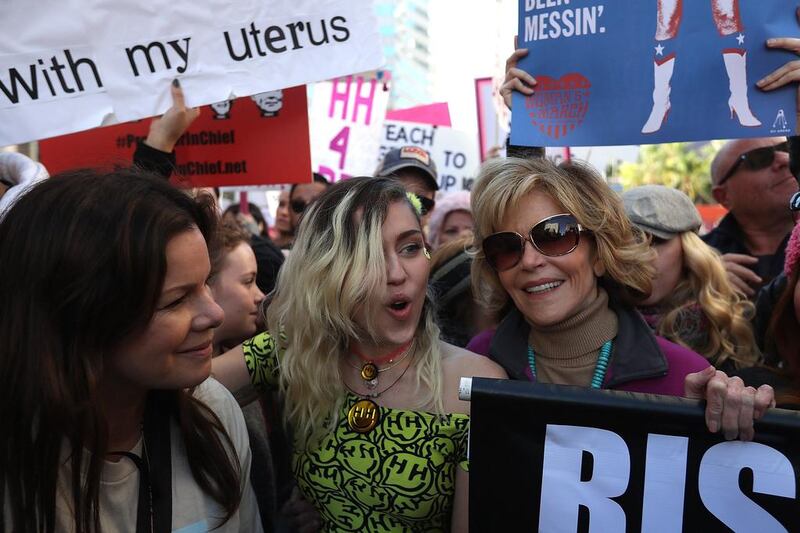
top-left (701, 213), bottom-right (789, 287)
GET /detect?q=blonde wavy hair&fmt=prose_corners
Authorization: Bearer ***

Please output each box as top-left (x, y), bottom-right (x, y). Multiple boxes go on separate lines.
top-left (471, 157), bottom-right (656, 315)
top-left (267, 177), bottom-right (443, 445)
top-left (656, 231), bottom-right (759, 368)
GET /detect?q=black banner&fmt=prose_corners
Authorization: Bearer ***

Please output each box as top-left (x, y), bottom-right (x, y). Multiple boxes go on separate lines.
top-left (468, 378), bottom-right (800, 532)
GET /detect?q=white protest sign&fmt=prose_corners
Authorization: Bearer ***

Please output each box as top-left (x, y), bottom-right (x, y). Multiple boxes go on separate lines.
top-left (0, 0), bottom-right (383, 147)
top-left (378, 120), bottom-right (480, 192)
top-left (310, 75), bottom-right (390, 181)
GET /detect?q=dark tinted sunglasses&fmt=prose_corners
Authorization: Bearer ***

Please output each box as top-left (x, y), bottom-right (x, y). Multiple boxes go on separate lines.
top-left (290, 200), bottom-right (307, 214)
top-left (482, 214), bottom-right (587, 272)
top-left (417, 195), bottom-right (435, 215)
top-left (718, 141), bottom-right (789, 186)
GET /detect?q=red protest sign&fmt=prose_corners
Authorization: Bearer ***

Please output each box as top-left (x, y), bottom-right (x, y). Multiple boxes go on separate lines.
top-left (39, 86), bottom-right (311, 187)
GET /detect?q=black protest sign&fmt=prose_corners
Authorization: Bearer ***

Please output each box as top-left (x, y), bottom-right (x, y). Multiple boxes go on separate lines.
top-left (468, 378), bottom-right (800, 532)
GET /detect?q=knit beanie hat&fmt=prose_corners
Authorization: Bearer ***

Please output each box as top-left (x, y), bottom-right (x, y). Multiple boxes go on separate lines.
top-left (427, 191), bottom-right (471, 248)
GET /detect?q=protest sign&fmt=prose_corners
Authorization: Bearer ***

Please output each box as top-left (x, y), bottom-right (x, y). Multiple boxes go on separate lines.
top-left (378, 119), bottom-right (480, 192)
top-left (310, 75), bottom-right (390, 181)
top-left (466, 377), bottom-right (800, 532)
top-left (1, 0), bottom-right (382, 147)
top-left (475, 77), bottom-right (510, 161)
top-left (386, 102), bottom-right (452, 127)
top-left (39, 87), bottom-right (310, 188)
top-left (511, 1), bottom-right (798, 147)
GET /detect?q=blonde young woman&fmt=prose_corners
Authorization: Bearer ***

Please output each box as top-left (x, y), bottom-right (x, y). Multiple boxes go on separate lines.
top-left (622, 185), bottom-right (760, 372)
top-left (213, 177), bottom-right (506, 531)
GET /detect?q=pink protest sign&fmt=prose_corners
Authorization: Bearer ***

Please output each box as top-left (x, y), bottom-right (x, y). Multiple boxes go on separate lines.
top-left (309, 75), bottom-right (390, 181)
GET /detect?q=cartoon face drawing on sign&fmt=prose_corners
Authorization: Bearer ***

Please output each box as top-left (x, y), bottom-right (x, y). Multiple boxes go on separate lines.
top-left (210, 99), bottom-right (233, 120)
top-left (642, 0), bottom-right (761, 134)
top-left (251, 90), bottom-right (284, 117)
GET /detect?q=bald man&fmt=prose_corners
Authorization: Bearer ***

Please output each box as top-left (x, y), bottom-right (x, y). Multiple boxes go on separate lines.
top-left (703, 137), bottom-right (799, 296)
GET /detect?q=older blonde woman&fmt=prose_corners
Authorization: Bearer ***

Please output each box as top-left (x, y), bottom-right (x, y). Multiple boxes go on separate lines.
top-left (466, 157), bottom-right (774, 440)
top-left (213, 177), bottom-right (505, 531)
top-left (623, 185), bottom-right (760, 372)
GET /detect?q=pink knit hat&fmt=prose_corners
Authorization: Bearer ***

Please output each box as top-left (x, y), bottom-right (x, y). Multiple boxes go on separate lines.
top-left (786, 222), bottom-right (800, 278)
top-left (427, 191), bottom-right (472, 248)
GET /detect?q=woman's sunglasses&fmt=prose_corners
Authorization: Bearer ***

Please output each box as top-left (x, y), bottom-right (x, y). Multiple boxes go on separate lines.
top-left (717, 141), bottom-right (789, 186)
top-left (482, 213), bottom-right (587, 272)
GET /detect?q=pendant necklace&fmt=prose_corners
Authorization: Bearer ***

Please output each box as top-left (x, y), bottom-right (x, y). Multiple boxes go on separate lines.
top-left (344, 346), bottom-right (415, 434)
top-left (348, 339), bottom-right (414, 390)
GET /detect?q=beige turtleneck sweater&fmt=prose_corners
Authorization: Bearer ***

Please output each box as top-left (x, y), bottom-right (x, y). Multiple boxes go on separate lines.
top-left (528, 287), bottom-right (619, 387)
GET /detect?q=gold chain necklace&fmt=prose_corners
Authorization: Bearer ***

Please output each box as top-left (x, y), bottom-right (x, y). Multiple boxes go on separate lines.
top-left (344, 350), bottom-right (415, 434)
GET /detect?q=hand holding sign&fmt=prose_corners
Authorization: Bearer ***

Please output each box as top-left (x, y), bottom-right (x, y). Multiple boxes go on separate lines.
top-left (684, 366), bottom-right (775, 442)
top-left (145, 79), bottom-right (201, 153)
top-left (501, 44), bottom-right (537, 110)
top-left (758, 6), bottom-right (800, 130)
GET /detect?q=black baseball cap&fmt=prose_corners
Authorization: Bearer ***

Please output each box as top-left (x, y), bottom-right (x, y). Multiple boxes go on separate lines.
top-left (376, 146), bottom-right (439, 191)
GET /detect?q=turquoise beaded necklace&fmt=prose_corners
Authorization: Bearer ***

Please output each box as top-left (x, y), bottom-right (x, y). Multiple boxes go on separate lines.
top-left (527, 339), bottom-right (613, 389)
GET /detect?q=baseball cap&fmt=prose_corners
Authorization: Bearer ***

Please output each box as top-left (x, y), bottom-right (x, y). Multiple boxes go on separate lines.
top-left (621, 185), bottom-right (702, 240)
top-left (376, 146), bottom-right (439, 191)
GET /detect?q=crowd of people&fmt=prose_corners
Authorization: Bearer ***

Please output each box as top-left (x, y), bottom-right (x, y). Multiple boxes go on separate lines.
top-left (2, 9), bottom-right (800, 533)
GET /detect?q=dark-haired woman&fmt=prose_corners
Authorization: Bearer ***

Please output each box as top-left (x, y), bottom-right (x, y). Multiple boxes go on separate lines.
top-left (739, 221), bottom-right (800, 405)
top-left (0, 169), bottom-right (262, 531)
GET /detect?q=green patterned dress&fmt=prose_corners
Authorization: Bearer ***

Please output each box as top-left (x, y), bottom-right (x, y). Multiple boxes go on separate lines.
top-left (242, 333), bottom-right (469, 532)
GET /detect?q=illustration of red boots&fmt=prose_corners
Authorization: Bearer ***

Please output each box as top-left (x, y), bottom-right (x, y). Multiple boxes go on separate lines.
top-left (641, 54), bottom-right (675, 134)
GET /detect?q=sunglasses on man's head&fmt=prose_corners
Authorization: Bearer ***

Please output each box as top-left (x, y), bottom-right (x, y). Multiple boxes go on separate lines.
top-left (482, 213), bottom-right (587, 272)
top-left (717, 141), bottom-right (789, 186)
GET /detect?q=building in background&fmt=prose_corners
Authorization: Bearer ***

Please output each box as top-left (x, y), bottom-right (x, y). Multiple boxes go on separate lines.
top-left (375, 0), bottom-right (433, 109)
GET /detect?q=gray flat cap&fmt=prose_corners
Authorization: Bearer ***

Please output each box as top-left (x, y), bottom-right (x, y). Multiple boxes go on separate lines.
top-left (621, 185), bottom-right (702, 240)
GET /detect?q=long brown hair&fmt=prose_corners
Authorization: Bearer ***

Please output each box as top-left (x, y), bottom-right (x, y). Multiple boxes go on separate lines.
top-left (0, 169), bottom-right (241, 532)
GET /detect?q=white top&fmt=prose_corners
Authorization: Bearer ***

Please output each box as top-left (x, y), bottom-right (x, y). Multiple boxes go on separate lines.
top-left (50, 378), bottom-right (263, 532)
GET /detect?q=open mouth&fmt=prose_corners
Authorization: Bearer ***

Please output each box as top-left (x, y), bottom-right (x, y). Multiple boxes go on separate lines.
top-left (390, 300), bottom-right (410, 310)
top-left (525, 281), bottom-right (563, 295)
top-left (387, 299), bottom-right (412, 320)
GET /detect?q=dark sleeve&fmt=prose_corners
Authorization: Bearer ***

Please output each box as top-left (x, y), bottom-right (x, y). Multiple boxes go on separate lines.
top-left (250, 235), bottom-right (285, 295)
top-left (789, 136), bottom-right (800, 181)
top-left (133, 141), bottom-right (177, 179)
top-left (752, 273), bottom-right (788, 365)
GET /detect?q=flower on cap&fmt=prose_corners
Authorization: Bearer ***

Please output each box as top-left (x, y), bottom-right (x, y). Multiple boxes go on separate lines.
top-left (406, 191), bottom-right (423, 216)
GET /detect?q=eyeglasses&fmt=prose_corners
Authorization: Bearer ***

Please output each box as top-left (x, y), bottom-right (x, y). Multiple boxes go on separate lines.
top-left (717, 141), bottom-right (789, 186)
top-left (482, 213), bottom-right (587, 272)
top-left (290, 200), bottom-right (307, 214)
top-left (417, 195), bottom-right (435, 216)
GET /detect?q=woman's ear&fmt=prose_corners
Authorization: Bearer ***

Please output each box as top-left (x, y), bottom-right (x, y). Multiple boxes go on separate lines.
top-left (591, 244), bottom-right (607, 277)
top-left (587, 236), bottom-right (606, 277)
top-left (592, 257), bottom-right (606, 278)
